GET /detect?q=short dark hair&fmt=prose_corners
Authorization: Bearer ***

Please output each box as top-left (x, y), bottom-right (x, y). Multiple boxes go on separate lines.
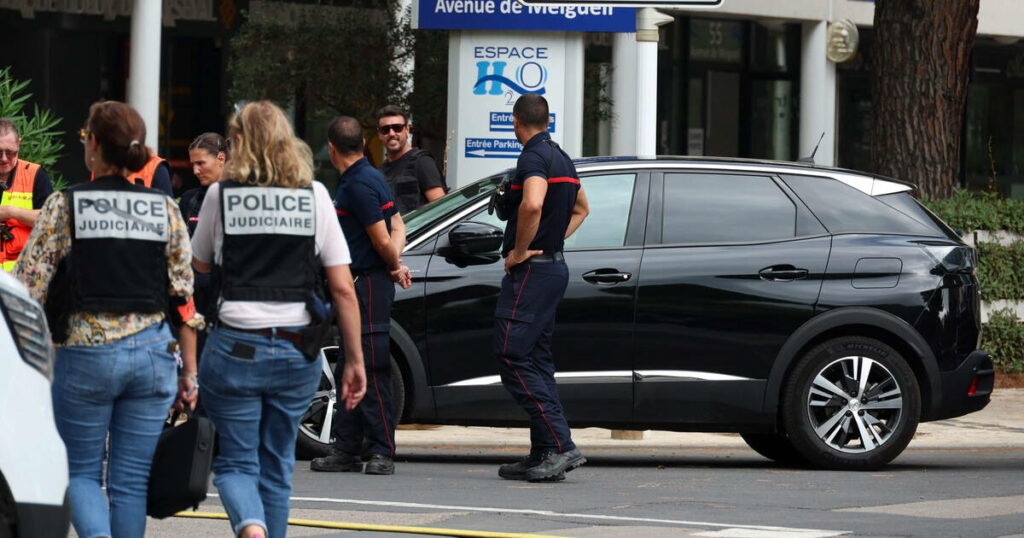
top-left (376, 105), bottom-right (409, 124)
top-left (327, 116), bottom-right (364, 155)
top-left (376, 104), bottom-right (407, 123)
top-left (512, 94), bottom-right (549, 129)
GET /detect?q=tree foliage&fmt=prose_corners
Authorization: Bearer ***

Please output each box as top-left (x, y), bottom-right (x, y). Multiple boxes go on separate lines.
top-left (228, 0), bottom-right (413, 126)
top-left (0, 67), bottom-right (66, 188)
top-left (870, 0), bottom-right (979, 199)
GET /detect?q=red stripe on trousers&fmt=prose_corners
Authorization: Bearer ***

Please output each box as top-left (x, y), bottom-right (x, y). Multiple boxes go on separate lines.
top-left (500, 264), bottom-right (563, 453)
top-left (366, 275), bottom-right (395, 455)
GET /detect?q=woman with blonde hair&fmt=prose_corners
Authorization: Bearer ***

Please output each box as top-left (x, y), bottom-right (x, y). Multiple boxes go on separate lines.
top-left (191, 100), bottom-right (365, 538)
top-left (15, 100), bottom-right (200, 537)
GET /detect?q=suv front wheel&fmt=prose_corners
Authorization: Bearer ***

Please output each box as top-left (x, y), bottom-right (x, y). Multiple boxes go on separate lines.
top-left (782, 336), bottom-right (921, 470)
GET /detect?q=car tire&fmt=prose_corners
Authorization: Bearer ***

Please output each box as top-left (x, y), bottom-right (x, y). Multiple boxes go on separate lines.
top-left (740, 433), bottom-right (806, 466)
top-left (296, 347), bottom-right (406, 461)
top-left (781, 336), bottom-right (920, 470)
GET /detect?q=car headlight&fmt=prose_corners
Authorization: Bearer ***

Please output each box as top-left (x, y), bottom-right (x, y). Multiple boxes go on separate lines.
top-left (0, 287), bottom-right (54, 380)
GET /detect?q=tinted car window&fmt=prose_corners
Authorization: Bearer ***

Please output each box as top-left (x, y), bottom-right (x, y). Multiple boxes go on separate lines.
top-left (662, 173), bottom-right (796, 244)
top-left (877, 192), bottom-right (956, 239)
top-left (466, 173), bottom-right (636, 249)
top-left (781, 175), bottom-right (940, 236)
top-left (404, 174), bottom-right (502, 237)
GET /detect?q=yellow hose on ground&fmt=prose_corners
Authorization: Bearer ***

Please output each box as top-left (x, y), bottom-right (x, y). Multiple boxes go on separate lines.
top-left (173, 510), bottom-right (569, 538)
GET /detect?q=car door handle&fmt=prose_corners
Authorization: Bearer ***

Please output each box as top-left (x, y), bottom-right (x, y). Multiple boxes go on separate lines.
top-left (759, 265), bottom-right (809, 281)
top-left (582, 269), bottom-right (632, 284)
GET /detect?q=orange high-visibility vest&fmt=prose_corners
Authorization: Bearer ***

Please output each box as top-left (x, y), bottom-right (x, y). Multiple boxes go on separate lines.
top-left (1, 160), bottom-right (40, 271)
top-left (129, 154), bottom-right (165, 188)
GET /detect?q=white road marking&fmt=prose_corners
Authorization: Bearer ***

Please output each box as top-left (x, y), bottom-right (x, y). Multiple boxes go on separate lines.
top-left (207, 493), bottom-right (846, 536)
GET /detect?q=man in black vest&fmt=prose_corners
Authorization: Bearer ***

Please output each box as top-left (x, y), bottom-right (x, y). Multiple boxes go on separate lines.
top-left (494, 94), bottom-right (590, 483)
top-left (377, 105), bottom-right (445, 214)
top-left (311, 116), bottom-right (411, 476)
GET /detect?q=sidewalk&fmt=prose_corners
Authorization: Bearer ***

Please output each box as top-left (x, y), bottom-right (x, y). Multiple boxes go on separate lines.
top-left (395, 389), bottom-right (1024, 452)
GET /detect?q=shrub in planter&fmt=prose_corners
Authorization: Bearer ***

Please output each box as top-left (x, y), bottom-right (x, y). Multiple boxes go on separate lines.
top-left (983, 309), bottom-right (1024, 374)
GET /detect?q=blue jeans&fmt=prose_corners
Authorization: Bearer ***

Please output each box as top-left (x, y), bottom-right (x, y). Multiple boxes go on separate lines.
top-left (52, 322), bottom-right (177, 538)
top-left (200, 327), bottom-right (321, 538)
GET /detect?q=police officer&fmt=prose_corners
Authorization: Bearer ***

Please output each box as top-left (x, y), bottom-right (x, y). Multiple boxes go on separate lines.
top-left (0, 117), bottom-right (54, 271)
top-left (311, 116), bottom-right (411, 476)
top-left (495, 94), bottom-right (590, 483)
top-left (377, 105), bottom-right (445, 214)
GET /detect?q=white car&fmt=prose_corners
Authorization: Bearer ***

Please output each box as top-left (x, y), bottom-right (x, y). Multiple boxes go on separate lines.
top-left (0, 271), bottom-right (69, 537)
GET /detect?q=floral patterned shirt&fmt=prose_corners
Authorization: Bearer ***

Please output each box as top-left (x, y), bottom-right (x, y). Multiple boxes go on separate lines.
top-left (14, 186), bottom-right (203, 346)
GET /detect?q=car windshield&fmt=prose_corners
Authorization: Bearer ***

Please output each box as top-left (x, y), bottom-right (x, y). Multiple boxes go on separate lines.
top-left (403, 173), bottom-right (506, 237)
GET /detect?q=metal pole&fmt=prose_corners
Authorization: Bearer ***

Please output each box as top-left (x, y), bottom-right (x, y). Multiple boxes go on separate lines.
top-left (127, 0), bottom-right (162, 151)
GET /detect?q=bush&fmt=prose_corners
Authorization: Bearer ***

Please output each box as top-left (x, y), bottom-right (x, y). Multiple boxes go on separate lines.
top-left (921, 189), bottom-right (1024, 235)
top-left (976, 241), bottom-right (1024, 302)
top-left (0, 67), bottom-right (66, 190)
top-left (983, 309), bottom-right (1024, 374)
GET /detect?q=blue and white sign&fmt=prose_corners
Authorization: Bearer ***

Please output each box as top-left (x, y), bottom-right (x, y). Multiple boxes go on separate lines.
top-left (489, 111), bottom-right (555, 133)
top-left (446, 31), bottom-right (583, 187)
top-left (414, 0), bottom-right (635, 32)
top-left (465, 138), bottom-right (523, 158)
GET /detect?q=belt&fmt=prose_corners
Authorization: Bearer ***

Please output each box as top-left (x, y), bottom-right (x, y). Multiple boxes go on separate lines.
top-left (528, 252), bottom-right (564, 263)
top-left (221, 325), bottom-right (304, 346)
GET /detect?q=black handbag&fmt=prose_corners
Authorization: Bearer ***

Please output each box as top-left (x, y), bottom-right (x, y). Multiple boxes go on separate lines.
top-left (147, 408), bottom-right (217, 518)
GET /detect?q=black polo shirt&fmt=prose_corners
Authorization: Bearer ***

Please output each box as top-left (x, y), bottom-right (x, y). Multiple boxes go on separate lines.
top-left (501, 132), bottom-right (580, 256)
top-left (335, 157), bottom-right (397, 273)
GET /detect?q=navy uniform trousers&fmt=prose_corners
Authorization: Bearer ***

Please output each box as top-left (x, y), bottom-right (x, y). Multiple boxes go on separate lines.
top-left (331, 268), bottom-right (397, 457)
top-left (494, 258), bottom-right (577, 455)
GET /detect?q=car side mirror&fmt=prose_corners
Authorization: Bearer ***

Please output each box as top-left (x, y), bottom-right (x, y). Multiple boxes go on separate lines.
top-left (448, 221), bottom-right (503, 255)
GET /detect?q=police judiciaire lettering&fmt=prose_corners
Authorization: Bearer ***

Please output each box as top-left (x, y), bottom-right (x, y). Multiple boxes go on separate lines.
top-left (434, 0), bottom-right (613, 18)
top-left (225, 192), bottom-right (313, 213)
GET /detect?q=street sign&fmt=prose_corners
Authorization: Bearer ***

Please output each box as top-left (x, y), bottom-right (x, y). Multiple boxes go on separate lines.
top-left (446, 31), bottom-right (583, 187)
top-left (413, 0), bottom-right (636, 32)
top-left (518, 0), bottom-right (720, 7)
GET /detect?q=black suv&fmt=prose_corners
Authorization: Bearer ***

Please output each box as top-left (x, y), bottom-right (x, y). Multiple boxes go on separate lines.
top-left (299, 157), bottom-right (994, 470)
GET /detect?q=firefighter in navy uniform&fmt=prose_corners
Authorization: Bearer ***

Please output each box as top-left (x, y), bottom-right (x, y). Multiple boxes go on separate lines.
top-left (310, 116), bottom-right (411, 476)
top-left (495, 94), bottom-right (590, 483)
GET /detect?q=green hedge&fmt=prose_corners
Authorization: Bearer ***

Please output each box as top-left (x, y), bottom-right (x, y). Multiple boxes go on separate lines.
top-left (921, 189), bottom-right (1024, 235)
top-left (983, 309), bottom-right (1024, 374)
top-left (976, 241), bottom-right (1024, 302)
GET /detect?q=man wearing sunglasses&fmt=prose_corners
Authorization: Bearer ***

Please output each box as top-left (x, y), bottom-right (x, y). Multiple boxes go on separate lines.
top-left (377, 105), bottom-right (445, 215)
top-left (0, 118), bottom-right (54, 271)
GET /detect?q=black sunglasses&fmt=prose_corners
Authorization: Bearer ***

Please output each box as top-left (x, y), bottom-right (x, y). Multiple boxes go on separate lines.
top-left (378, 123), bottom-right (407, 135)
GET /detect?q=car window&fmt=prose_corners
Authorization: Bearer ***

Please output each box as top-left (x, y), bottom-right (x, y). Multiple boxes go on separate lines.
top-left (563, 173), bottom-right (635, 249)
top-left (781, 175), bottom-right (940, 236)
top-left (662, 173), bottom-right (796, 244)
top-left (464, 173), bottom-right (637, 249)
top-left (404, 173), bottom-right (504, 237)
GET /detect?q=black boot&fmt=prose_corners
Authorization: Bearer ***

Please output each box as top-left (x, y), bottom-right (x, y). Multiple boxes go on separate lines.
top-left (525, 449), bottom-right (586, 482)
top-left (310, 450), bottom-right (363, 472)
top-left (499, 454), bottom-right (565, 481)
top-left (364, 454), bottom-right (395, 475)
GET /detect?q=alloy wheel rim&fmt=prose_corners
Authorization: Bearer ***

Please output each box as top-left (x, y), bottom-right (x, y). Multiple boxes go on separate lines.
top-left (806, 355), bottom-right (903, 453)
top-left (298, 347), bottom-right (339, 445)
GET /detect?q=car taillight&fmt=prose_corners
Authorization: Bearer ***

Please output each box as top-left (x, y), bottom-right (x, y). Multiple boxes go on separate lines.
top-left (921, 243), bottom-right (976, 275)
top-left (967, 376), bottom-right (979, 396)
top-left (0, 287), bottom-right (54, 380)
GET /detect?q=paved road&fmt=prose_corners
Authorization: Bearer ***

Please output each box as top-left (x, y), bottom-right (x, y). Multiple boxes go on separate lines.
top-left (81, 390), bottom-right (1024, 537)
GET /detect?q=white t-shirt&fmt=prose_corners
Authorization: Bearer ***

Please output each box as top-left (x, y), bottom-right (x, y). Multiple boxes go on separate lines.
top-left (191, 180), bottom-right (351, 329)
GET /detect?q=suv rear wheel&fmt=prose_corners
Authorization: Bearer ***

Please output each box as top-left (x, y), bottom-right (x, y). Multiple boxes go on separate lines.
top-left (782, 336), bottom-right (920, 470)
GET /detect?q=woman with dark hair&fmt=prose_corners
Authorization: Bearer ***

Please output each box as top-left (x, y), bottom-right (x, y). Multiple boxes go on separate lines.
top-left (191, 100), bottom-right (365, 538)
top-left (182, 132), bottom-right (228, 237)
top-left (14, 100), bottom-right (201, 537)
